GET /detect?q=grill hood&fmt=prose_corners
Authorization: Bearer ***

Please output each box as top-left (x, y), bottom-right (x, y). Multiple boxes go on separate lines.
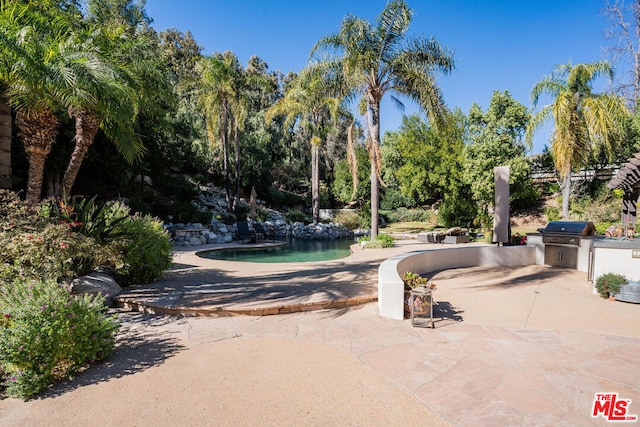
top-left (539, 221), bottom-right (596, 235)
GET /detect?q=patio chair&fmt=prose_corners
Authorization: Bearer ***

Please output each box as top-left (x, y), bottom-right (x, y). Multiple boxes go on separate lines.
top-left (252, 222), bottom-right (265, 243)
top-left (236, 221), bottom-right (253, 244)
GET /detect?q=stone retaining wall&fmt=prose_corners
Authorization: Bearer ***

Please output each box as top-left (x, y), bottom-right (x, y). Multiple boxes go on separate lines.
top-left (171, 220), bottom-right (353, 247)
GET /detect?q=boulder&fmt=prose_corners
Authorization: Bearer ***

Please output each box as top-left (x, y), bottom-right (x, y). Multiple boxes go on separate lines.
top-left (71, 271), bottom-right (123, 306)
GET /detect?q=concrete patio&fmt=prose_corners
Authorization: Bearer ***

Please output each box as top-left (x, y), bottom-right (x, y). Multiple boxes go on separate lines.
top-left (1, 240), bottom-right (639, 426)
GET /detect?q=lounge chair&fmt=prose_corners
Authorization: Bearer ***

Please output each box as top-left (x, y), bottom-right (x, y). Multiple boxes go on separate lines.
top-left (236, 221), bottom-right (253, 244)
top-left (417, 227), bottom-right (469, 244)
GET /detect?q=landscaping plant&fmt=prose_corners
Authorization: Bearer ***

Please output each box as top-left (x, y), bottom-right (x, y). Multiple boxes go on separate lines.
top-left (595, 273), bottom-right (627, 299)
top-left (358, 233), bottom-right (395, 249)
top-left (113, 213), bottom-right (173, 286)
top-left (0, 279), bottom-right (119, 398)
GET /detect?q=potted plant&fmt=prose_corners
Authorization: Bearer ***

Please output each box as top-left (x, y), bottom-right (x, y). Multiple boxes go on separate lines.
top-left (595, 273), bottom-right (627, 300)
top-left (401, 272), bottom-right (436, 318)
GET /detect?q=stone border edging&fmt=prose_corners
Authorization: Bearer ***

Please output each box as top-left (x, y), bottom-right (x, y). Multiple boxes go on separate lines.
top-left (378, 245), bottom-right (536, 320)
top-left (116, 296), bottom-right (377, 317)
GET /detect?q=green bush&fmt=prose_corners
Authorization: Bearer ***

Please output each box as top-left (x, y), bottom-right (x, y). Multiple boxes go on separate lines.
top-left (380, 188), bottom-right (416, 210)
top-left (43, 197), bottom-right (130, 244)
top-left (114, 214), bottom-right (173, 286)
top-left (545, 206), bottom-right (560, 222)
top-left (358, 233), bottom-right (395, 248)
top-left (438, 194), bottom-right (477, 228)
top-left (0, 224), bottom-right (118, 284)
top-left (333, 210), bottom-right (361, 230)
top-left (382, 208), bottom-right (436, 223)
top-left (595, 221), bottom-right (616, 235)
top-left (595, 273), bottom-right (627, 299)
top-left (284, 209), bottom-right (310, 224)
top-left (0, 279), bottom-right (119, 398)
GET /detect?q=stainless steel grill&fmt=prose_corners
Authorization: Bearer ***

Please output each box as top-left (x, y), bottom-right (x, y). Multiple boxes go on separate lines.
top-left (539, 221), bottom-right (596, 269)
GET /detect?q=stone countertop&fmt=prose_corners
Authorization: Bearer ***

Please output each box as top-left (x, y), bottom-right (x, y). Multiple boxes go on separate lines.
top-left (591, 238), bottom-right (640, 249)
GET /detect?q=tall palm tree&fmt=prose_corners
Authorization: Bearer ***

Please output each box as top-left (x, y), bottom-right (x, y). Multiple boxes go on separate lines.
top-left (266, 66), bottom-right (341, 223)
top-left (195, 53), bottom-right (243, 210)
top-left (311, 0), bottom-right (454, 237)
top-left (526, 61), bottom-right (629, 218)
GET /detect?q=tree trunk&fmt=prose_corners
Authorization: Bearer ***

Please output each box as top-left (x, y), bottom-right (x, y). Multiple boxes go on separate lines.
top-left (220, 105), bottom-right (231, 210)
top-left (62, 108), bottom-right (100, 196)
top-left (15, 108), bottom-right (58, 204)
top-left (368, 100), bottom-right (381, 238)
top-left (561, 170), bottom-right (571, 219)
top-left (0, 98), bottom-right (11, 190)
top-left (233, 118), bottom-right (240, 212)
top-left (311, 142), bottom-right (319, 224)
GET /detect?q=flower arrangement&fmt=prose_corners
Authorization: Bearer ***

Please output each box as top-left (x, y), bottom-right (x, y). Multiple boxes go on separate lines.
top-left (401, 272), bottom-right (437, 291)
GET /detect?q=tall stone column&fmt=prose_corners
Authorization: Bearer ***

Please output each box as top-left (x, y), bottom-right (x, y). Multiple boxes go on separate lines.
top-left (0, 98), bottom-right (11, 190)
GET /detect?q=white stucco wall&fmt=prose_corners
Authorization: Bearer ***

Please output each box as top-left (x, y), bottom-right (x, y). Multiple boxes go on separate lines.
top-left (378, 246), bottom-right (536, 320)
top-left (591, 245), bottom-right (640, 292)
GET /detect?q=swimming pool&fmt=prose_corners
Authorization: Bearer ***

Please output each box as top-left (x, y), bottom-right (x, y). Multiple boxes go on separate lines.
top-left (197, 238), bottom-right (354, 263)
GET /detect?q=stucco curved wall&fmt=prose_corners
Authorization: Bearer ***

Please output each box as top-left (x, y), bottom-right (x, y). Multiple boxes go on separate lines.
top-left (378, 246), bottom-right (536, 320)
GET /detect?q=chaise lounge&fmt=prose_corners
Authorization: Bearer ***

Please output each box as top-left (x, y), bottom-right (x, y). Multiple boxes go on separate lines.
top-left (417, 227), bottom-right (469, 244)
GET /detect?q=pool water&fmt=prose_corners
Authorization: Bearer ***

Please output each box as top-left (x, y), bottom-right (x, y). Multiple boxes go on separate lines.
top-left (197, 238), bottom-right (354, 263)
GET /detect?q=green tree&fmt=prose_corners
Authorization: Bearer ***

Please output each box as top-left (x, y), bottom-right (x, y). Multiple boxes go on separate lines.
top-left (526, 61), bottom-right (629, 218)
top-left (195, 52), bottom-right (243, 209)
top-left (465, 91), bottom-right (536, 224)
top-left (266, 66), bottom-right (341, 223)
top-left (382, 112), bottom-right (465, 205)
top-left (0, 2), bottom-right (79, 203)
top-left (61, 1), bottom-right (168, 195)
top-left (333, 142), bottom-right (370, 206)
top-left (311, 0), bottom-right (454, 237)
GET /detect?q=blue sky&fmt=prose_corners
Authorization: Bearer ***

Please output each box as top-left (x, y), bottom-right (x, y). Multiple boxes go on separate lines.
top-left (145, 0), bottom-right (618, 154)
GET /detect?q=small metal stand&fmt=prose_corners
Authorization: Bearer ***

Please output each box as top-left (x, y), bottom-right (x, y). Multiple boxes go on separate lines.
top-left (410, 286), bottom-right (434, 328)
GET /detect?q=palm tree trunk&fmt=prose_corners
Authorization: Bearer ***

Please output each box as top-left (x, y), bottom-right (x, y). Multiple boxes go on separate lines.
top-left (62, 108), bottom-right (100, 196)
top-left (0, 98), bottom-right (11, 190)
top-left (561, 171), bottom-right (571, 219)
top-left (233, 119), bottom-right (240, 212)
top-left (368, 101), bottom-right (381, 238)
top-left (15, 108), bottom-right (58, 204)
top-left (311, 142), bottom-right (319, 224)
top-left (221, 105), bottom-right (232, 210)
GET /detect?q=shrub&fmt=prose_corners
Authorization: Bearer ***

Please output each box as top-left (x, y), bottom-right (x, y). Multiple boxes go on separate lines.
top-left (333, 210), bottom-right (361, 230)
top-left (545, 206), bottom-right (560, 222)
top-left (0, 279), bottom-right (119, 398)
top-left (510, 232), bottom-right (528, 246)
top-left (113, 214), bottom-right (173, 286)
top-left (0, 224), bottom-right (118, 284)
top-left (358, 233), bottom-right (395, 249)
top-left (438, 195), bottom-right (477, 228)
top-left (284, 209), bottom-right (310, 224)
top-left (382, 208), bottom-right (436, 224)
top-left (595, 221), bottom-right (616, 235)
top-left (43, 197), bottom-right (130, 244)
top-left (380, 188), bottom-right (416, 210)
top-left (595, 273), bottom-right (627, 299)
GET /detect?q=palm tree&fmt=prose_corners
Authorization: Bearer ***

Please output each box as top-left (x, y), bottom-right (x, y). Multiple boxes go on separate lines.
top-left (0, 3), bottom-right (69, 203)
top-left (195, 53), bottom-right (241, 210)
top-left (196, 52), bottom-right (263, 212)
top-left (311, 0), bottom-right (454, 237)
top-left (526, 61), bottom-right (629, 218)
top-left (266, 66), bottom-right (341, 223)
top-left (61, 12), bottom-right (164, 195)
